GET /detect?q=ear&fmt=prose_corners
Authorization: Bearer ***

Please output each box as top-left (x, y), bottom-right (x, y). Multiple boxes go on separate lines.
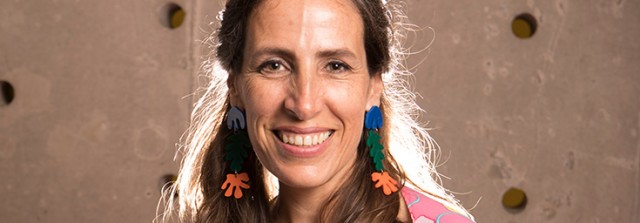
top-left (227, 74), bottom-right (245, 108)
top-left (366, 73), bottom-right (383, 109)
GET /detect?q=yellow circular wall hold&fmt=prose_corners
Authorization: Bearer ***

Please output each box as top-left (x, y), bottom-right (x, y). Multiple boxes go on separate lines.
top-left (512, 19), bottom-right (531, 38)
top-left (502, 187), bottom-right (527, 209)
top-left (511, 13), bottom-right (537, 39)
top-left (169, 6), bottom-right (185, 29)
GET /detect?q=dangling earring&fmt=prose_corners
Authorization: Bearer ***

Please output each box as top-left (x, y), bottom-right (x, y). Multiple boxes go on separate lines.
top-left (220, 106), bottom-right (251, 199)
top-left (365, 105), bottom-right (398, 196)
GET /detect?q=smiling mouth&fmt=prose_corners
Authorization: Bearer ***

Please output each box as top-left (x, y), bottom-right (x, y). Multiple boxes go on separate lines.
top-left (274, 130), bottom-right (334, 147)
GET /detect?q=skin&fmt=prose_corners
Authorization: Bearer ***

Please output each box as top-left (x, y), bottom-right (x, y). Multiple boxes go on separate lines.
top-left (228, 0), bottom-right (408, 222)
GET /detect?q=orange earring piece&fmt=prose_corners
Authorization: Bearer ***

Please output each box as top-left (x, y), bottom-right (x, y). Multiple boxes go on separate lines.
top-left (365, 106), bottom-right (398, 196)
top-left (221, 173), bottom-right (250, 199)
top-left (221, 106), bottom-right (251, 199)
top-left (371, 171), bottom-right (399, 195)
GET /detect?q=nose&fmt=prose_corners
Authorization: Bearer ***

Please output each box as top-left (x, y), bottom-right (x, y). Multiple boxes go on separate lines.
top-left (284, 67), bottom-right (322, 121)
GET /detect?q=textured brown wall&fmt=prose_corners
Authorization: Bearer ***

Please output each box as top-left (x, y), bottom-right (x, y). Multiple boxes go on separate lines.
top-left (0, 0), bottom-right (193, 222)
top-left (0, 0), bottom-right (638, 222)
top-left (406, 0), bottom-right (640, 222)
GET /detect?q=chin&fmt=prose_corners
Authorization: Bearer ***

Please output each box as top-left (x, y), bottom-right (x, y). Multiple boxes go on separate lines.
top-left (273, 163), bottom-right (332, 189)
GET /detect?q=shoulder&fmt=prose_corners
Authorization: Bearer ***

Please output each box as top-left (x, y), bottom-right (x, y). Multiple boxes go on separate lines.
top-left (400, 186), bottom-right (475, 223)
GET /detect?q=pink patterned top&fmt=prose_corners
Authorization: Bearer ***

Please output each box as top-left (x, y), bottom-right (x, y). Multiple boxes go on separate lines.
top-left (401, 187), bottom-right (475, 223)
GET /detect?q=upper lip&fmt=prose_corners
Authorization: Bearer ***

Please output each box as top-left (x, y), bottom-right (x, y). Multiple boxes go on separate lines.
top-left (272, 126), bottom-right (334, 134)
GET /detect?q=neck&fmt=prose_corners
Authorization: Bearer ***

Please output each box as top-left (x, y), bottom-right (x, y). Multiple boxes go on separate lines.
top-left (273, 155), bottom-right (357, 222)
top-left (274, 163), bottom-right (355, 223)
top-left (276, 181), bottom-right (342, 223)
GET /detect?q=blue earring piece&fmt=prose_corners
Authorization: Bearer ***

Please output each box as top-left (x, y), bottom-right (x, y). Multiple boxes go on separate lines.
top-left (365, 106), bottom-right (385, 171)
top-left (365, 106), bottom-right (383, 130)
top-left (364, 105), bottom-right (398, 196)
top-left (227, 106), bottom-right (246, 130)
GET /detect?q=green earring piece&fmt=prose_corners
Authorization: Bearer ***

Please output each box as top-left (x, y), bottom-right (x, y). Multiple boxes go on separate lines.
top-left (221, 106), bottom-right (251, 199)
top-left (365, 106), bottom-right (398, 196)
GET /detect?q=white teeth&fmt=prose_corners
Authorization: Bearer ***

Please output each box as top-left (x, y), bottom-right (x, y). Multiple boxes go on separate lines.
top-left (304, 135), bottom-right (312, 146)
top-left (279, 131), bottom-right (332, 146)
top-left (295, 135), bottom-right (303, 145)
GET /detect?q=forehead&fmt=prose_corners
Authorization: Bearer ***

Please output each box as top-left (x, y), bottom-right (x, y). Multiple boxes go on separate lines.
top-left (252, 0), bottom-right (361, 20)
top-left (247, 0), bottom-right (364, 51)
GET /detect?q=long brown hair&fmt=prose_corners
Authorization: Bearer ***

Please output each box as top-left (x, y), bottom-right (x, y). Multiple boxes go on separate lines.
top-left (209, 0), bottom-right (403, 221)
top-left (158, 0), bottom-right (473, 222)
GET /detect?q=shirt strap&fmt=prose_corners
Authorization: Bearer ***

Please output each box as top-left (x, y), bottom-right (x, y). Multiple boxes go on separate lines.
top-left (401, 187), bottom-right (474, 223)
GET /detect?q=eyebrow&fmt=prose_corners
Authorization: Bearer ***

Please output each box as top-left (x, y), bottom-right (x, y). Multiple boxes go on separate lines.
top-left (249, 47), bottom-right (296, 64)
top-left (316, 48), bottom-right (358, 60)
top-left (250, 47), bottom-right (358, 61)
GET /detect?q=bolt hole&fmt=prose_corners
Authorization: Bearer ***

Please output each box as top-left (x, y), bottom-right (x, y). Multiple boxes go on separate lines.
top-left (160, 174), bottom-right (178, 198)
top-left (161, 3), bottom-right (185, 29)
top-left (1, 80), bottom-right (15, 106)
top-left (502, 187), bottom-right (527, 212)
top-left (512, 13), bottom-right (537, 39)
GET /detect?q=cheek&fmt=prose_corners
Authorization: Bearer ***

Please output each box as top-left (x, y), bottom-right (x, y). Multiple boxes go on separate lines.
top-left (325, 80), bottom-right (371, 113)
top-left (239, 81), bottom-right (279, 163)
top-left (237, 78), bottom-right (288, 151)
top-left (239, 78), bottom-right (285, 117)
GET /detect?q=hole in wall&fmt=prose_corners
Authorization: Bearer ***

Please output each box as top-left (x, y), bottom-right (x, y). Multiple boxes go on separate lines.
top-left (502, 187), bottom-right (527, 211)
top-left (160, 174), bottom-right (179, 198)
top-left (160, 3), bottom-right (186, 29)
top-left (511, 13), bottom-right (537, 39)
top-left (1, 80), bottom-right (15, 106)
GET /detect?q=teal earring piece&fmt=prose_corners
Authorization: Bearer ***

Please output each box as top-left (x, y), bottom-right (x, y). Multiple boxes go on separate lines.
top-left (365, 106), bottom-right (398, 195)
top-left (221, 106), bottom-right (251, 199)
top-left (365, 106), bottom-right (384, 171)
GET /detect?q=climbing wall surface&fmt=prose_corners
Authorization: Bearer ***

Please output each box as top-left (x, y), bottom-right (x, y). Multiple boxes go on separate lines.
top-left (0, 0), bottom-right (199, 222)
top-left (0, 0), bottom-right (638, 223)
top-left (405, 0), bottom-right (640, 222)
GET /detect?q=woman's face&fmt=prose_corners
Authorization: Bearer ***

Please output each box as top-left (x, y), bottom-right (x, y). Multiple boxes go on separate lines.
top-left (230, 0), bottom-right (382, 190)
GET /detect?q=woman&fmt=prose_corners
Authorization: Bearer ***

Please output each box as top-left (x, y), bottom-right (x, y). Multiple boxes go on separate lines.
top-left (160, 0), bottom-right (475, 222)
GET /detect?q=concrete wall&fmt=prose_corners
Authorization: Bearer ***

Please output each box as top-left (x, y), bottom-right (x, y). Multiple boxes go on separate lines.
top-left (0, 0), bottom-right (638, 222)
top-left (407, 0), bottom-right (640, 222)
top-left (0, 0), bottom-right (194, 222)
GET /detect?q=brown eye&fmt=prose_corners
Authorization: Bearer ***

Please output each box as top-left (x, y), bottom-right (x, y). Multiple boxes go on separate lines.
top-left (325, 61), bottom-right (351, 73)
top-left (268, 62), bottom-right (281, 70)
top-left (258, 60), bottom-right (288, 74)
